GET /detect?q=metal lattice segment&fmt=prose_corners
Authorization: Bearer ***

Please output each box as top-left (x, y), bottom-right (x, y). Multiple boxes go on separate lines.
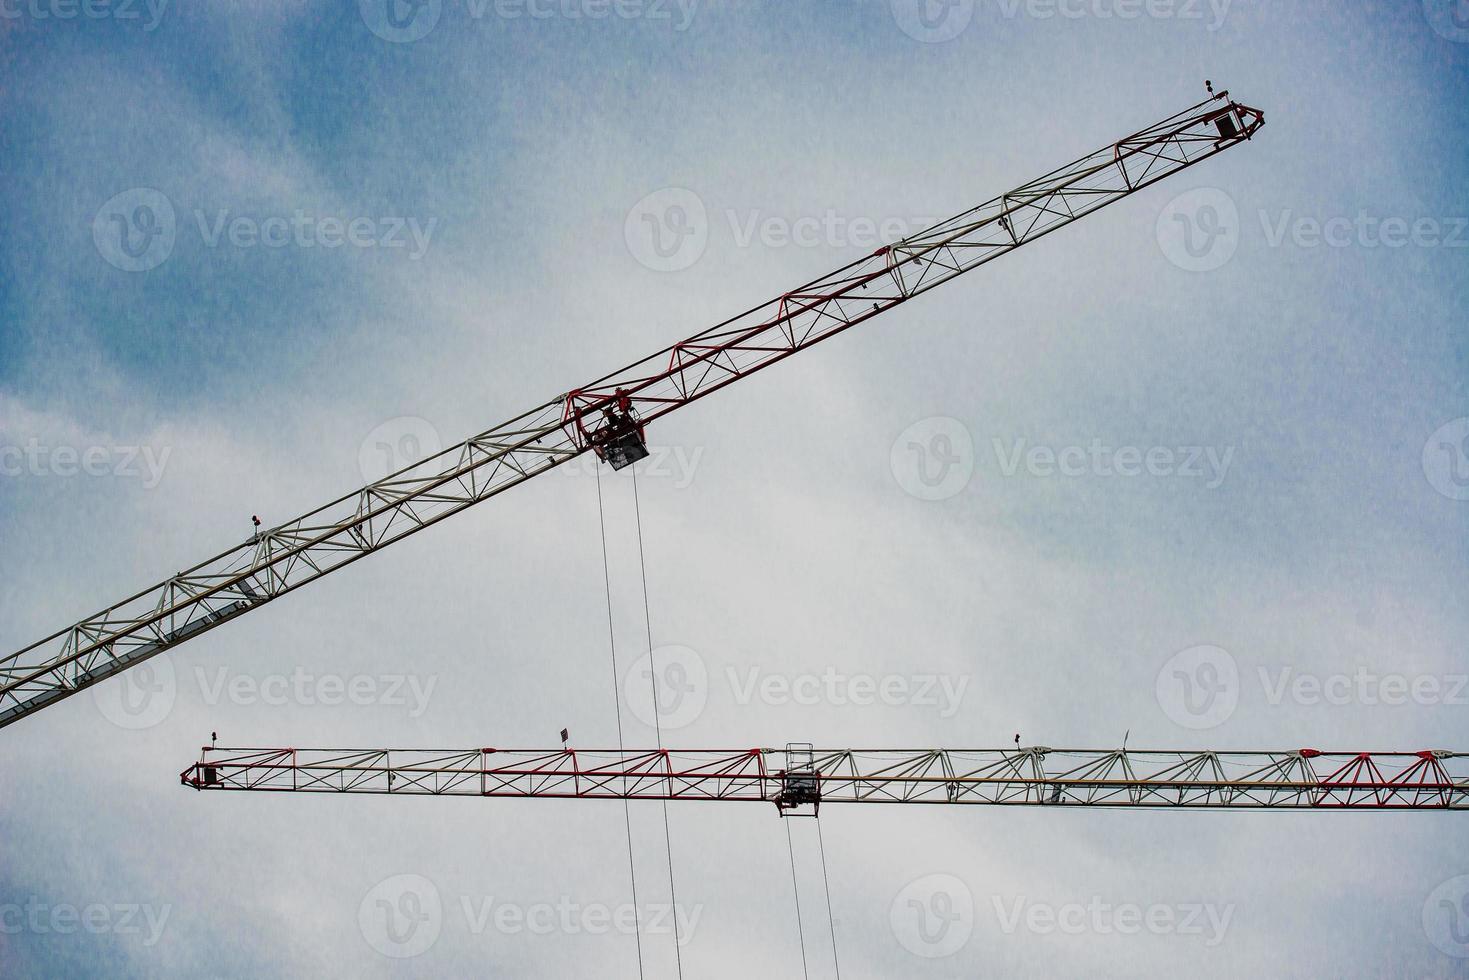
top-left (0, 400), bottom-right (578, 728)
top-left (181, 746), bottom-right (1466, 811)
top-left (2, 91), bottom-right (1263, 731)
top-left (561, 95), bottom-right (1262, 440)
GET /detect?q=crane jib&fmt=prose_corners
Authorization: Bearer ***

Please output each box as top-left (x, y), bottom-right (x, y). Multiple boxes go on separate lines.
top-left (178, 745), bottom-right (1468, 813)
top-left (0, 90), bottom-right (1265, 731)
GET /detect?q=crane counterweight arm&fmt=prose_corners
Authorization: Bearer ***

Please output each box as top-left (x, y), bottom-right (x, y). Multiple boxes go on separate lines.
top-left (179, 744), bottom-right (1465, 813)
top-left (1, 90), bottom-right (1264, 731)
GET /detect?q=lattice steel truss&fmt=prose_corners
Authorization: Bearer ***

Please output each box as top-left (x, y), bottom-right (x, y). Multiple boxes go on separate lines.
top-left (181, 744), bottom-right (1466, 812)
top-left (2, 90), bottom-right (1264, 730)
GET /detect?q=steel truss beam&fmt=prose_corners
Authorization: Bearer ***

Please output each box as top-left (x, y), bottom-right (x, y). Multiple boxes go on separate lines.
top-left (180, 744), bottom-right (1467, 811)
top-left (2, 91), bottom-right (1263, 730)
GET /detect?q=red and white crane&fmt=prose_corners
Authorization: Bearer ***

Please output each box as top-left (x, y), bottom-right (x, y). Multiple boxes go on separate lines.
top-left (181, 743), bottom-right (1469, 814)
top-left (0, 88), bottom-right (1264, 730)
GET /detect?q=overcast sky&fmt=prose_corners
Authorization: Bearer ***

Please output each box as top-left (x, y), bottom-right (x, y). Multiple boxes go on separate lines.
top-left (2, 1), bottom-right (1467, 976)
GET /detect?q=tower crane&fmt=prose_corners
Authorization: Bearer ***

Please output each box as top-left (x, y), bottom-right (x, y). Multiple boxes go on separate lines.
top-left (0, 89), bottom-right (1264, 731)
top-left (182, 743), bottom-right (1469, 813)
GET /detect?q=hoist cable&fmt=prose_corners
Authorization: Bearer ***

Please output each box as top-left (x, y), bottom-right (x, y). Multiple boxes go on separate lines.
top-left (631, 467), bottom-right (685, 979)
top-left (816, 817), bottom-right (842, 980)
top-left (786, 818), bottom-right (811, 980)
top-left (595, 463), bottom-right (646, 980)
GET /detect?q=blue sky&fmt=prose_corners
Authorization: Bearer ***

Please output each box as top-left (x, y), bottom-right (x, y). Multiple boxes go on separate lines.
top-left (1, 1), bottom-right (1467, 977)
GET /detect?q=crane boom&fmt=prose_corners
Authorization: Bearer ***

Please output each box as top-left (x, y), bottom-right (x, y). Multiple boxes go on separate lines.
top-left (1, 90), bottom-right (1264, 731)
top-left (180, 743), bottom-right (1465, 812)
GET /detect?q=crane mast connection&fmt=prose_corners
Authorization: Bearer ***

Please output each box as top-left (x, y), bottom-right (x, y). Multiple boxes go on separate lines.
top-left (0, 90), bottom-right (1263, 731)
